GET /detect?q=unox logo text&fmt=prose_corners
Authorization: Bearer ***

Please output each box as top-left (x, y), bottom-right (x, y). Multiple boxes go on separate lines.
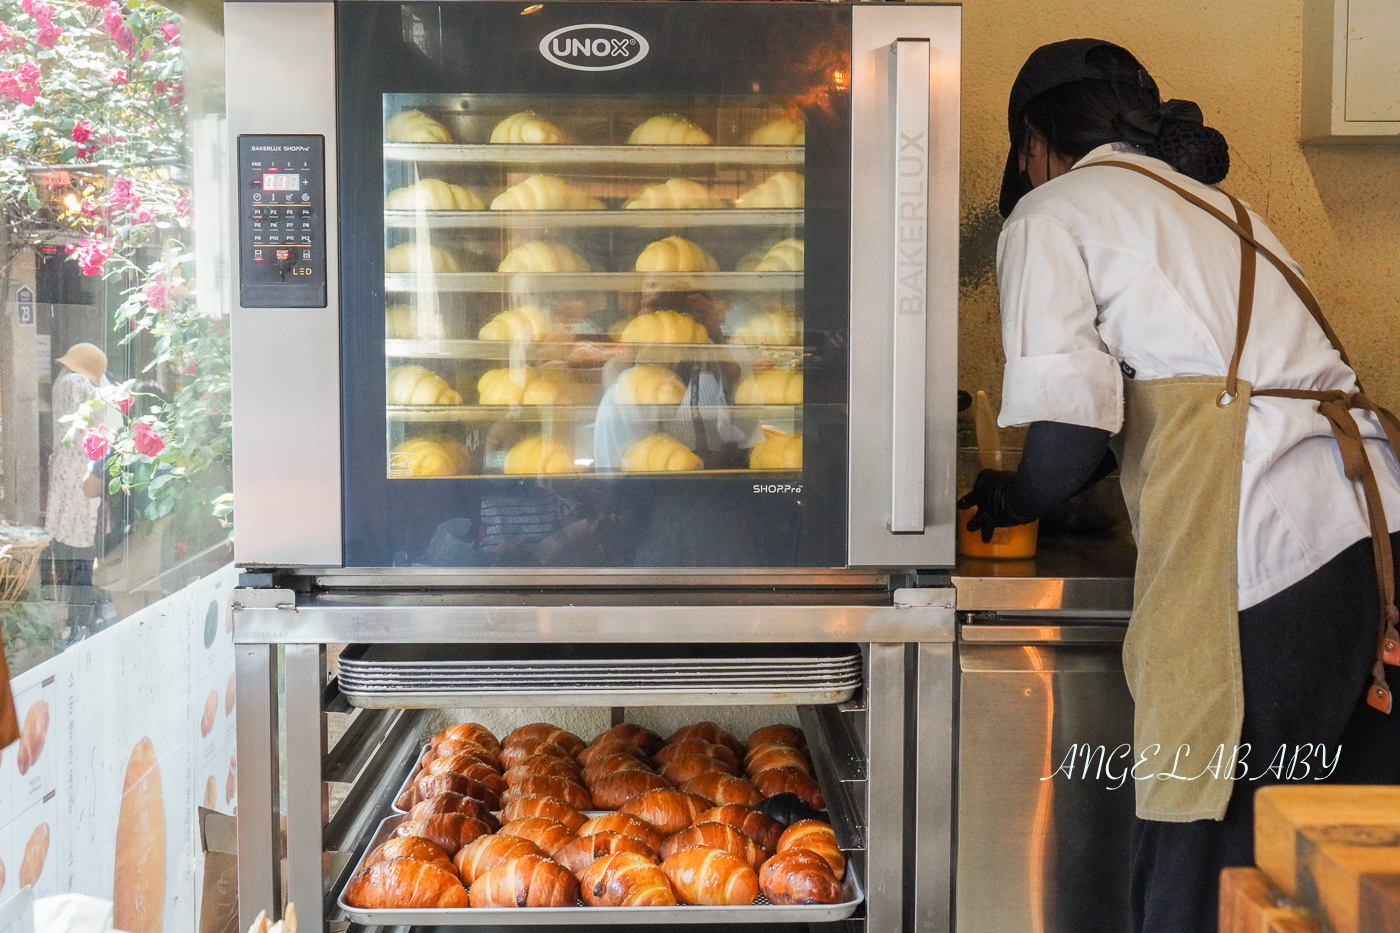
top-left (539, 24), bottom-right (649, 72)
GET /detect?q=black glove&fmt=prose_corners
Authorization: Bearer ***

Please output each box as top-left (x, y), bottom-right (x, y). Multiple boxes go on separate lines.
top-left (958, 469), bottom-right (1034, 542)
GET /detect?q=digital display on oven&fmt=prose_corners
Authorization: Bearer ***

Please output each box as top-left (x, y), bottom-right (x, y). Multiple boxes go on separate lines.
top-left (262, 173), bottom-right (300, 191)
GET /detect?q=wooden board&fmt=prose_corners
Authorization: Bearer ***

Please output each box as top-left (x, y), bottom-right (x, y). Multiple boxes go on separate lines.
top-left (1219, 867), bottom-right (1320, 933)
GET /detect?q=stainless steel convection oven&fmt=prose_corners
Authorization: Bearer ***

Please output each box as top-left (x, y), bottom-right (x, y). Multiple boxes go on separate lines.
top-left (224, 2), bottom-right (960, 931)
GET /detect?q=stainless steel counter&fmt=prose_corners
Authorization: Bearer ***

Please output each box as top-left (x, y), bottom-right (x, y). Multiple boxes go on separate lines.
top-left (952, 527), bottom-right (1137, 615)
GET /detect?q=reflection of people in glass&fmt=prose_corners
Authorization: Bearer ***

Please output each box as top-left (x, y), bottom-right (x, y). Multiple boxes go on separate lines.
top-left (45, 344), bottom-right (106, 568)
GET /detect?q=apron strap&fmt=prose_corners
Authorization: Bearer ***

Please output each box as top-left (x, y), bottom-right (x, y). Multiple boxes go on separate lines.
top-left (1225, 193), bottom-right (1256, 399)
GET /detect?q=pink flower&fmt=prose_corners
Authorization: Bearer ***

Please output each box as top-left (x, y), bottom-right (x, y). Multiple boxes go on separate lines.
top-left (75, 146), bottom-right (97, 160)
top-left (153, 80), bottom-right (165, 94)
top-left (36, 22), bottom-right (61, 47)
top-left (71, 120), bottom-right (95, 143)
top-left (18, 63), bottom-right (39, 84)
top-left (82, 424), bottom-right (112, 460)
top-left (107, 177), bottom-right (133, 208)
top-left (102, 2), bottom-right (121, 33)
top-left (114, 23), bottom-right (132, 50)
top-left (180, 361), bottom-right (197, 376)
top-left (84, 0), bottom-right (104, 7)
top-left (72, 238), bottom-right (112, 276)
top-left (0, 22), bottom-right (23, 51)
top-left (132, 422), bottom-right (165, 457)
top-left (132, 206), bottom-right (153, 224)
top-left (175, 191), bottom-right (190, 217)
top-left (18, 84), bottom-right (37, 105)
top-left (102, 67), bottom-right (126, 83)
top-left (144, 277), bottom-right (169, 311)
top-left (20, 0), bottom-right (36, 14)
top-left (159, 23), bottom-right (178, 43)
top-left (0, 72), bottom-right (19, 101)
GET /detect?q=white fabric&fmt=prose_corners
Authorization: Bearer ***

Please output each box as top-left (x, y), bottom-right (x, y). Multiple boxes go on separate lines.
top-left (32, 894), bottom-right (117, 933)
top-left (997, 143), bottom-right (1400, 608)
top-left (44, 369), bottom-right (100, 548)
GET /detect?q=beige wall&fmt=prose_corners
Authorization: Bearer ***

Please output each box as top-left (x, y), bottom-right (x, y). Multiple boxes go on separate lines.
top-left (958, 1), bottom-right (1400, 414)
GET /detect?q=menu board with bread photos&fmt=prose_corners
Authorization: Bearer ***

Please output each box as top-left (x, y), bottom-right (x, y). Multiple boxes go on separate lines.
top-left (380, 95), bottom-right (809, 482)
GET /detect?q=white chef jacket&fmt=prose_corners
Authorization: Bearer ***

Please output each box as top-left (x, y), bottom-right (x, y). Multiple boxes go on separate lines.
top-left (997, 143), bottom-right (1400, 608)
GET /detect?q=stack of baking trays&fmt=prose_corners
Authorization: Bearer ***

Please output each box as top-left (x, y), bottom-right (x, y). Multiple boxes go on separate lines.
top-left (336, 717), bottom-right (864, 925)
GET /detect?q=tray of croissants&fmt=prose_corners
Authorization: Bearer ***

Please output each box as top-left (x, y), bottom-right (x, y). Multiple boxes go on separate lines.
top-left (337, 718), bottom-right (861, 924)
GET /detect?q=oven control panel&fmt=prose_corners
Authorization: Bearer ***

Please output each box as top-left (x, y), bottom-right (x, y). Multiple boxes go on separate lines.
top-left (237, 134), bottom-right (327, 308)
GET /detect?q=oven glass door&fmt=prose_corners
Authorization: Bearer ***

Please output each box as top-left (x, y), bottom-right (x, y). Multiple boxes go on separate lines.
top-left (339, 1), bottom-right (851, 569)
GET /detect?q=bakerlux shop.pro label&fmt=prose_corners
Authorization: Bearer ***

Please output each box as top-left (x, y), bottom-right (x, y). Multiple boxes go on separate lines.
top-left (539, 24), bottom-right (649, 72)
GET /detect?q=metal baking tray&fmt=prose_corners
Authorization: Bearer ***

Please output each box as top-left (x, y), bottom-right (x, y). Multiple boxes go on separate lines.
top-left (337, 813), bottom-right (863, 925)
top-left (383, 142), bottom-right (803, 167)
top-left (383, 207), bottom-right (802, 230)
top-left (384, 338), bottom-right (805, 365)
top-left (340, 644), bottom-right (862, 669)
top-left (385, 403), bottom-right (802, 424)
top-left (383, 270), bottom-right (803, 293)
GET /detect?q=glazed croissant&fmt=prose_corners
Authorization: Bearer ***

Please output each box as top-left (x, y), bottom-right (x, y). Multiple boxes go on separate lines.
top-left (579, 852), bottom-right (678, 907)
top-left (745, 743), bottom-right (811, 777)
top-left (660, 753), bottom-right (735, 785)
top-left (681, 772), bottom-right (762, 808)
top-left (478, 306), bottom-right (550, 342)
top-left (759, 848), bottom-right (843, 905)
top-left (426, 760), bottom-right (508, 793)
top-left (747, 724), bottom-right (807, 753)
top-left (619, 310), bottom-right (710, 345)
top-left (500, 739), bottom-right (575, 768)
top-left (749, 430), bottom-right (803, 471)
top-left (503, 754), bottom-right (582, 785)
top-left (362, 837), bottom-right (458, 879)
top-left (578, 739), bottom-right (650, 767)
top-left (731, 312), bottom-right (802, 347)
top-left (618, 788), bottom-right (711, 836)
top-left (747, 115), bottom-right (805, 146)
top-left (660, 846), bottom-right (759, 905)
top-left (667, 722), bottom-right (745, 757)
top-left (735, 370), bottom-right (803, 405)
top-left (490, 175), bottom-right (604, 211)
top-left (555, 831), bottom-right (658, 876)
top-left (498, 241), bottom-right (591, 273)
top-left (754, 238), bottom-right (804, 272)
top-left (389, 437), bottom-right (466, 478)
top-left (343, 858), bottom-right (470, 909)
top-left (385, 179), bottom-right (484, 211)
top-left (407, 792), bottom-right (498, 827)
top-left (694, 804), bottom-right (784, 853)
top-left (625, 178), bottom-right (726, 210)
top-left (635, 235), bottom-right (718, 273)
top-left (658, 822), bottom-right (767, 870)
top-left (453, 834), bottom-right (546, 885)
top-left (622, 434), bottom-right (703, 473)
top-left (385, 109), bottom-right (451, 143)
top-left (397, 771), bottom-right (501, 811)
top-left (628, 114), bottom-right (712, 146)
top-left (490, 111), bottom-right (565, 145)
top-left (384, 242), bottom-right (460, 273)
top-left (776, 819), bottom-right (844, 880)
top-left (592, 723), bottom-right (665, 756)
top-left (577, 812), bottom-right (665, 853)
top-left (501, 775), bottom-right (593, 811)
top-left (467, 854), bottom-right (580, 908)
top-left (499, 795), bottom-right (586, 833)
top-left (423, 739), bottom-right (497, 765)
top-left (386, 365), bottom-right (462, 406)
top-left (581, 753), bottom-right (654, 787)
top-left (478, 368), bottom-right (566, 407)
top-left (736, 171), bottom-right (804, 209)
top-left (754, 768), bottom-right (825, 810)
top-left (615, 364), bottom-right (685, 405)
top-left (432, 723), bottom-right (500, 751)
top-left (653, 739), bottom-right (738, 769)
top-left (503, 724), bottom-right (587, 755)
top-left (590, 770), bottom-right (673, 809)
top-left (498, 817), bottom-right (578, 857)
top-left (426, 747), bottom-right (500, 775)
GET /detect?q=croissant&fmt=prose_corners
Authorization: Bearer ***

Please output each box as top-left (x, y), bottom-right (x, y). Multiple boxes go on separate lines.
top-left (736, 171), bottom-right (804, 209)
top-left (498, 241), bottom-right (590, 274)
top-left (753, 238), bottom-right (804, 272)
top-left (385, 304), bottom-right (415, 340)
top-left (397, 771), bottom-right (502, 811)
top-left (578, 852), bottom-right (678, 907)
top-left (501, 774), bottom-right (592, 811)
top-left (498, 817), bottom-right (578, 857)
top-left (658, 821), bottom-right (767, 870)
top-left (754, 767), bottom-right (825, 809)
top-left (385, 109), bottom-right (451, 143)
top-left (503, 724), bottom-right (586, 756)
top-left (624, 178), bottom-right (726, 210)
top-left (390, 437), bottom-right (466, 478)
top-left (503, 436), bottom-right (578, 476)
top-left (424, 739), bottom-right (500, 768)
top-left (749, 430), bottom-right (803, 470)
top-left (343, 857), bottom-right (470, 909)
top-left (660, 754), bottom-right (736, 786)
top-left (554, 831), bottom-right (657, 876)
top-left (408, 792), bottom-right (498, 827)
top-left (628, 114), bottom-right (712, 146)
top-left (661, 846), bottom-right (759, 905)
top-left (477, 368), bottom-right (567, 407)
top-left (503, 755), bottom-right (583, 785)
top-left (591, 723), bottom-right (665, 756)
top-left (666, 722), bottom-right (745, 757)
top-left (652, 739), bottom-right (739, 769)
top-left (386, 365), bottom-right (462, 406)
top-left (500, 739), bottom-right (574, 769)
top-left (426, 749), bottom-right (501, 776)
top-left (490, 111), bottom-right (565, 145)
top-left (432, 723), bottom-right (500, 751)
top-left (385, 178), bottom-right (485, 211)
top-left (747, 115), bottom-right (805, 146)
top-left (577, 812), bottom-right (664, 853)
top-left (759, 849), bottom-right (843, 905)
top-left (622, 434), bottom-right (703, 473)
top-left (578, 740), bottom-right (650, 767)
top-left (589, 770), bottom-right (672, 809)
top-left (776, 819), bottom-right (844, 880)
top-left (453, 834), bottom-right (547, 885)
top-left (491, 175), bottom-right (603, 211)
top-left (499, 795), bottom-right (586, 833)
top-left (467, 854), bottom-right (580, 908)
top-left (618, 788), bottom-right (711, 836)
top-left (694, 805), bottom-right (784, 853)
top-left (362, 836), bottom-right (458, 879)
top-left (619, 310), bottom-right (711, 345)
top-left (731, 312), bottom-right (802, 347)
top-left (745, 743), bottom-right (812, 777)
top-left (384, 242), bottom-right (460, 273)
top-left (635, 235), bottom-right (718, 273)
top-left (581, 753), bottom-right (655, 787)
top-left (392, 814), bottom-right (494, 855)
top-left (479, 306), bottom-right (550, 342)
top-left (681, 772), bottom-right (761, 808)
top-left (615, 364), bottom-right (685, 405)
top-left (429, 761), bottom-right (509, 795)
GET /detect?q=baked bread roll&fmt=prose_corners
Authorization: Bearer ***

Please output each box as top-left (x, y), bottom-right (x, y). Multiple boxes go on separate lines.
top-left (478, 306), bottom-right (550, 342)
top-left (624, 178), bottom-right (726, 210)
top-left (393, 814), bottom-right (494, 855)
top-left (736, 171), bottom-right (804, 209)
top-left (453, 834), bottom-right (547, 885)
top-left (667, 722), bottom-right (745, 757)
top-left (618, 788), bottom-right (710, 836)
top-left (490, 175), bottom-right (604, 211)
top-left (615, 364), bottom-right (685, 405)
top-left (681, 772), bottom-right (761, 808)
top-left (500, 795), bottom-right (586, 833)
top-left (592, 723), bottom-right (665, 756)
top-left (746, 724), bottom-right (807, 753)
top-left (555, 832), bottom-right (657, 876)
top-left (432, 723), bottom-right (500, 751)
top-left (735, 370), bottom-right (802, 407)
top-left (754, 767), bottom-right (825, 809)
top-left (754, 237), bottom-right (804, 271)
top-left (503, 754), bottom-right (583, 785)
top-left (468, 854), bottom-right (580, 908)
top-left (694, 805), bottom-right (784, 853)
top-left (501, 774), bottom-right (592, 811)
top-left (653, 739), bottom-right (739, 769)
top-left (408, 792), bottom-right (498, 826)
top-left (113, 739), bottom-right (162, 932)
top-left (732, 311), bottom-right (802, 346)
top-left (745, 743), bottom-right (811, 777)
top-left (578, 812), bottom-right (664, 853)
top-left (363, 836), bottom-right (458, 879)
top-left (628, 114), bottom-right (712, 146)
top-left (503, 436), bottom-right (578, 476)
top-left (499, 739), bottom-right (574, 769)
top-left (397, 771), bottom-right (502, 811)
top-left (578, 852), bottom-right (677, 907)
top-left (749, 430), bottom-right (803, 470)
top-left (422, 740), bottom-right (496, 767)
top-left (578, 739), bottom-right (650, 767)
top-left (635, 235), bottom-right (718, 273)
top-left (581, 753), bottom-right (654, 787)
top-left (386, 365), bottom-right (463, 406)
top-left (477, 368), bottom-right (567, 407)
top-left (385, 304), bottom-right (414, 339)
top-left (590, 770), bottom-right (672, 809)
top-left (747, 115), bottom-right (805, 146)
top-left (498, 241), bottom-right (590, 273)
top-left (490, 111), bottom-right (565, 145)
top-left (619, 310), bottom-right (710, 345)
top-left (659, 753), bottom-right (735, 785)
top-left (660, 846), bottom-right (759, 906)
top-left (384, 242), bottom-right (460, 273)
top-left (776, 819), bottom-right (844, 880)
top-left (503, 724), bottom-right (586, 756)
top-left (759, 849), bottom-right (843, 905)
top-left (622, 434), bottom-right (703, 473)
top-left (386, 109), bottom-right (451, 143)
top-left (658, 821), bottom-right (767, 870)
top-left (385, 179), bottom-right (485, 211)
top-left (498, 817), bottom-right (577, 857)
top-left (426, 746), bottom-right (500, 774)
top-left (343, 858), bottom-right (469, 909)
top-left (390, 437), bottom-right (466, 478)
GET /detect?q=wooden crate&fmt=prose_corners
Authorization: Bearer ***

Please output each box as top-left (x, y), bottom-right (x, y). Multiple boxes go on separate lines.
top-left (1220, 867), bottom-right (1321, 933)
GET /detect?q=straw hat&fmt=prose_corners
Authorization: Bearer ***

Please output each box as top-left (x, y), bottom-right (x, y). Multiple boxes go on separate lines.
top-left (56, 342), bottom-right (107, 385)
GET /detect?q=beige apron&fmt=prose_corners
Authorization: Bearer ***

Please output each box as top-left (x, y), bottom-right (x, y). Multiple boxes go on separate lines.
top-left (1084, 160), bottom-right (1400, 821)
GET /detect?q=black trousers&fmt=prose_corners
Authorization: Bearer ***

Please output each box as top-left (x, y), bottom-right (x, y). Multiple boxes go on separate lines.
top-left (1130, 531), bottom-right (1400, 933)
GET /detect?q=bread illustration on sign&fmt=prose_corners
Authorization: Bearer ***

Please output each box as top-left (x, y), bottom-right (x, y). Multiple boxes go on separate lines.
top-left (735, 369), bottom-right (803, 405)
top-left (477, 368), bottom-right (567, 406)
top-left (203, 775), bottom-right (218, 810)
top-left (627, 114), bottom-right (712, 146)
top-left (749, 430), bottom-right (803, 470)
top-left (113, 737), bottom-right (166, 933)
top-left (386, 365), bottom-right (463, 406)
top-left (753, 238), bottom-right (804, 272)
top-left (622, 434), bottom-right (703, 473)
top-left (200, 689), bottom-right (218, 738)
top-left (385, 109), bottom-right (451, 143)
top-left (490, 111), bottom-right (566, 145)
top-left (19, 823), bottom-right (49, 888)
top-left (497, 241), bottom-right (590, 273)
top-left (384, 242), bottom-right (460, 274)
top-left (503, 436), bottom-right (578, 475)
top-left (747, 115), bottom-right (806, 146)
top-left (615, 364), bottom-right (686, 405)
top-left (624, 178), bottom-right (727, 210)
top-left (478, 306), bottom-right (550, 342)
top-left (384, 179), bottom-right (485, 211)
top-left (16, 699), bottom-right (48, 774)
top-left (736, 171), bottom-right (804, 209)
top-left (490, 175), bottom-right (604, 211)
top-left (390, 437), bottom-right (467, 478)
top-left (226, 672), bottom-right (236, 715)
top-left (635, 235), bottom-right (718, 273)
top-left (731, 311), bottom-right (802, 347)
top-left (619, 310), bottom-right (710, 345)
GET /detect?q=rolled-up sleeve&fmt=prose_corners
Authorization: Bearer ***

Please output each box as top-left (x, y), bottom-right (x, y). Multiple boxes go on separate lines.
top-left (996, 214), bottom-right (1124, 433)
